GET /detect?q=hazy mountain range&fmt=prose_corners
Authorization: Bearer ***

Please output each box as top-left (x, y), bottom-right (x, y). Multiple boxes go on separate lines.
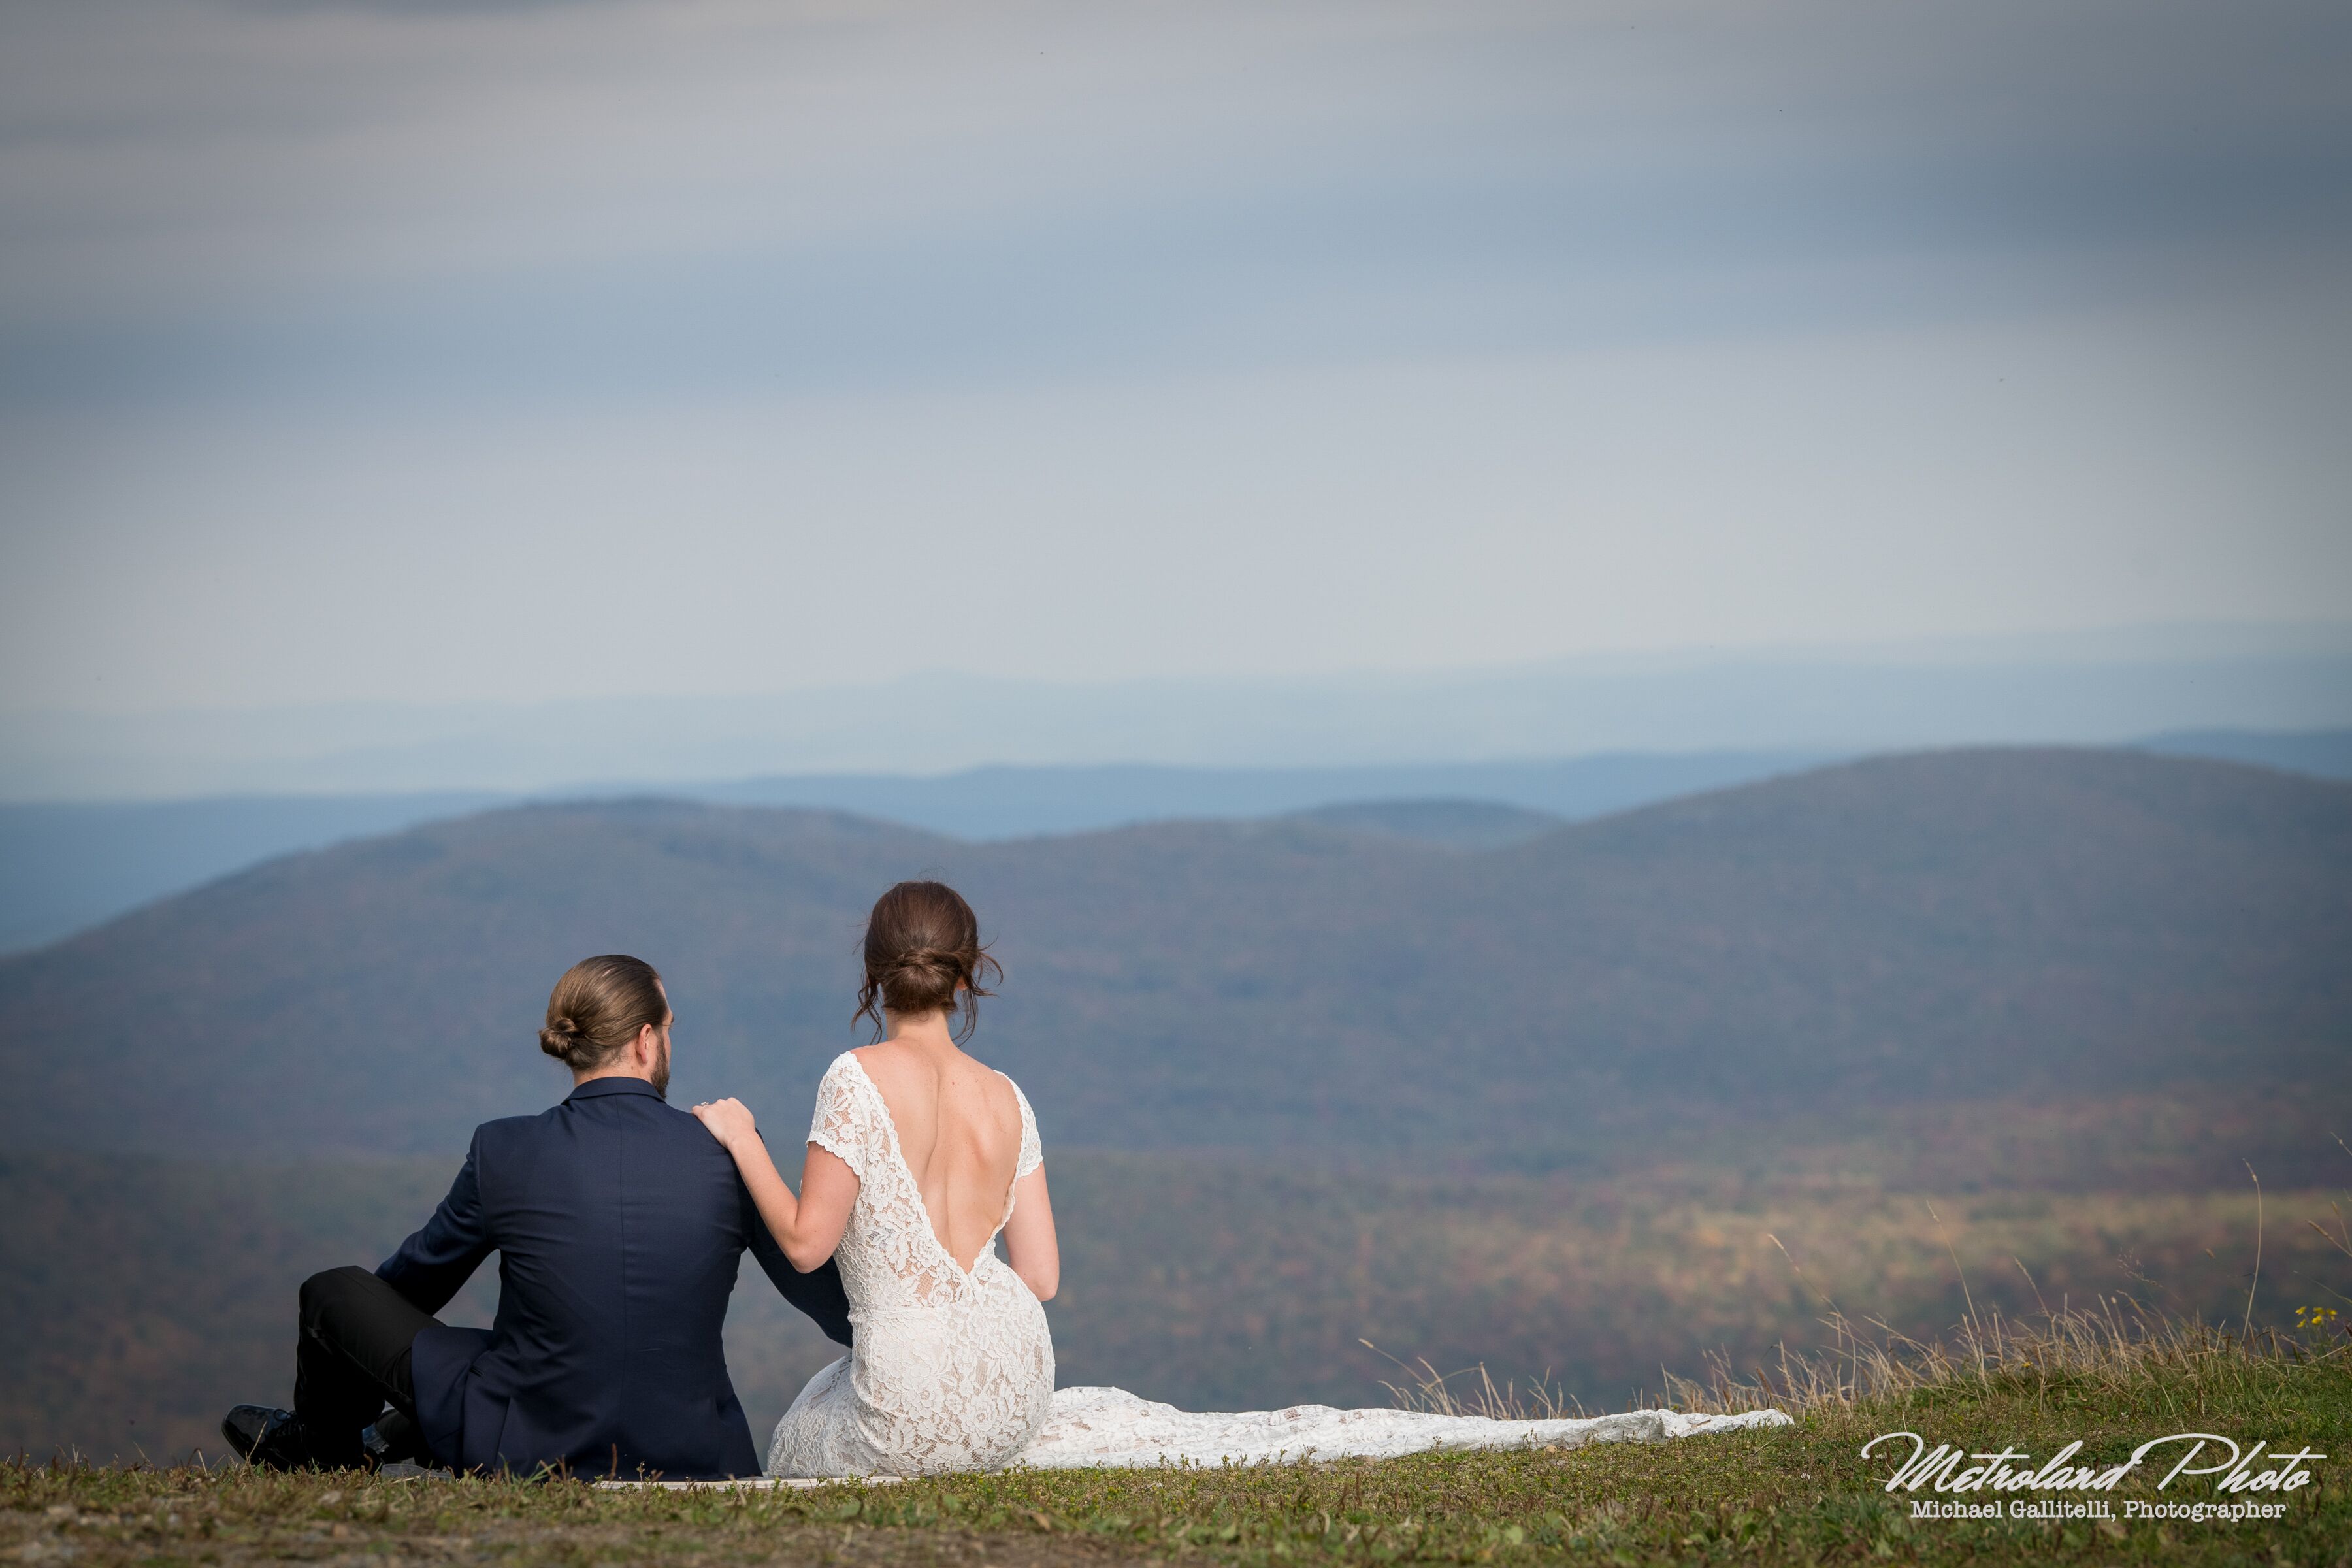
top-left (3, 727), bottom-right (2345, 957)
top-left (6, 625), bottom-right (2350, 802)
top-left (0, 750), bottom-right (1831, 955)
top-left (4, 747), bottom-right (2342, 1168)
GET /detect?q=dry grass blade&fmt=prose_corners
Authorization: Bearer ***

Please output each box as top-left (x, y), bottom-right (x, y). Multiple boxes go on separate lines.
top-left (2244, 1160), bottom-right (2263, 1340)
top-left (1361, 1341), bottom-right (1583, 1420)
top-left (2310, 1192), bottom-right (2351, 1261)
top-left (1641, 1296), bottom-right (2349, 1418)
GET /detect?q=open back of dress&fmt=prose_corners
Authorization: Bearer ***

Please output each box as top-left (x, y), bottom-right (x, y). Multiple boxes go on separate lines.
top-left (764, 1052), bottom-right (1054, 1477)
top-left (845, 1046), bottom-right (1025, 1274)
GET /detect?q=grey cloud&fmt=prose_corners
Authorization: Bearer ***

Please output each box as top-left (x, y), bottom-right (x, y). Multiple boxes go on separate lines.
top-left (5, 151), bottom-right (2344, 411)
top-left (228, 1), bottom-right (615, 12)
top-left (1, 0), bottom-right (2347, 725)
top-left (1, 0), bottom-right (2345, 407)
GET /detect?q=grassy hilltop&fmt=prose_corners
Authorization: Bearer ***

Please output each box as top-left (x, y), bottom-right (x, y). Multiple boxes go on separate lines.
top-left (9, 1107), bottom-right (2348, 1465)
top-left (5, 1308), bottom-right (2347, 1567)
top-left (1, 744), bottom-right (2347, 1554)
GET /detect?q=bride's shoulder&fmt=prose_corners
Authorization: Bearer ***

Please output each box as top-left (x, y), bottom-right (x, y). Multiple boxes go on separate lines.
top-left (934, 1049), bottom-right (1024, 1124)
top-left (945, 1049), bottom-right (1016, 1099)
top-left (843, 1043), bottom-right (907, 1085)
top-left (988, 1068), bottom-right (1041, 1170)
top-left (986, 1065), bottom-right (1036, 1124)
top-left (839, 1043), bottom-right (923, 1109)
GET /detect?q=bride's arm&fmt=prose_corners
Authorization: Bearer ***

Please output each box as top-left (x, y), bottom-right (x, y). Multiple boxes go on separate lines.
top-left (693, 1098), bottom-right (859, 1271)
top-left (1000, 1164), bottom-right (1058, 1301)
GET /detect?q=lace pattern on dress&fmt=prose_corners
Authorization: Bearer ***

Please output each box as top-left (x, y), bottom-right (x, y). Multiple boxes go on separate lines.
top-left (1018, 1388), bottom-right (1794, 1469)
top-left (1011, 1082), bottom-right (1041, 1185)
top-left (768, 1053), bottom-right (1055, 1478)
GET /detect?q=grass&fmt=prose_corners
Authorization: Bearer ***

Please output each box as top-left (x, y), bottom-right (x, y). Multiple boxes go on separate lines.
top-left (14, 1096), bottom-right (2349, 1460)
top-left (10, 1125), bottom-right (2345, 1560)
top-left (6, 1309), bottom-right (2345, 1566)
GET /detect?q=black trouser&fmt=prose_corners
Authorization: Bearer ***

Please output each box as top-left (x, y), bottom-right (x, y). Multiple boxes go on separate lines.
top-left (293, 1266), bottom-right (440, 1468)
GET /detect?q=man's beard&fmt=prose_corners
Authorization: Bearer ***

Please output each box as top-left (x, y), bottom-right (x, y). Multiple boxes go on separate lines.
top-left (650, 1036), bottom-right (672, 1100)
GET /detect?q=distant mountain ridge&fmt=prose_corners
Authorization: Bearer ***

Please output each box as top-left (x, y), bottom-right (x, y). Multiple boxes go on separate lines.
top-left (2140, 727), bottom-right (2352, 779)
top-left (0, 791), bottom-right (507, 955)
top-left (8, 627), bottom-right (2349, 799)
top-left (1, 747), bottom-right (2342, 1166)
top-left (1284, 798), bottom-right (1562, 849)
top-left (3, 729), bottom-right (2345, 956)
top-left (0, 751), bottom-right (1828, 956)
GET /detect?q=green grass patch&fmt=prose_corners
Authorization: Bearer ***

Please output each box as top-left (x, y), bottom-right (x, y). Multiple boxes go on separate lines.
top-left (6, 1338), bottom-right (2345, 1566)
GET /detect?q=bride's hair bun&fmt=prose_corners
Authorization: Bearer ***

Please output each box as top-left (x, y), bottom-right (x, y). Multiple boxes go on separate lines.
top-left (884, 945), bottom-right (958, 986)
top-left (855, 882), bottom-right (1000, 1043)
top-left (540, 955), bottom-right (667, 1070)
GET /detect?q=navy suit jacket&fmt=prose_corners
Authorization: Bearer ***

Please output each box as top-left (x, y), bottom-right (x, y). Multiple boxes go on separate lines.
top-left (375, 1077), bottom-right (852, 1478)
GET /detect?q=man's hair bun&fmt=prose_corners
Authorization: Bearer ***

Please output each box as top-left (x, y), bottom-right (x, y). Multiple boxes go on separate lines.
top-left (539, 957), bottom-right (666, 1071)
top-left (538, 1015), bottom-right (588, 1062)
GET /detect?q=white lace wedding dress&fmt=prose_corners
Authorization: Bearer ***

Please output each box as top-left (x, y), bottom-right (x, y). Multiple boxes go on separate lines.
top-left (765, 1053), bottom-right (1789, 1478)
top-left (1017, 1389), bottom-right (1790, 1468)
top-left (766, 1053), bottom-right (1057, 1477)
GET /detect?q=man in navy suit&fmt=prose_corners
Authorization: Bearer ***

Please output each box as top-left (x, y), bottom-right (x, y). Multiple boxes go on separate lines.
top-left (222, 955), bottom-right (851, 1478)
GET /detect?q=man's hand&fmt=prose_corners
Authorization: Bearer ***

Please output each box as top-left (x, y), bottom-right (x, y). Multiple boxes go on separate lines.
top-left (691, 1097), bottom-right (759, 1154)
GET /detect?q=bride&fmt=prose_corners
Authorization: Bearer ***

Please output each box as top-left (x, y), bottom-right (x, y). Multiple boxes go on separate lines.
top-left (693, 879), bottom-right (1055, 1477)
top-left (696, 879), bottom-right (1786, 1478)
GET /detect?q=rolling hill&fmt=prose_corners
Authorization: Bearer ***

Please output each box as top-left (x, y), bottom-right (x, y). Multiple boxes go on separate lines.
top-left (0, 749), bottom-right (1810, 956)
top-left (5, 728), bottom-right (2340, 958)
top-left (1, 747), bottom-right (2344, 1165)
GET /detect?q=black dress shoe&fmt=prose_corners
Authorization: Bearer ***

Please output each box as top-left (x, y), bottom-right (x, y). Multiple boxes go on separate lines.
top-left (221, 1405), bottom-right (314, 1471)
top-left (362, 1411), bottom-right (425, 1469)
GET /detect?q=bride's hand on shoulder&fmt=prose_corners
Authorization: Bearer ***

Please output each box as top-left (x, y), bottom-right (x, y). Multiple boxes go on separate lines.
top-left (691, 1096), bottom-right (758, 1153)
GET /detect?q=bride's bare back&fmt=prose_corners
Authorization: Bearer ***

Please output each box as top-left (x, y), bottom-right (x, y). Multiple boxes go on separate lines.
top-left (851, 1037), bottom-right (1024, 1272)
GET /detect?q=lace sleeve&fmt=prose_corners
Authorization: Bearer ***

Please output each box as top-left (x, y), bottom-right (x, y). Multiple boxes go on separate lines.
top-left (1011, 1078), bottom-right (1042, 1180)
top-left (807, 1054), bottom-right (868, 1181)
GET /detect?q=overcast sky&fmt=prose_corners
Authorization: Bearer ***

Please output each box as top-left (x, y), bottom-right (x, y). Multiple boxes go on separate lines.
top-left (1, 0), bottom-right (2347, 718)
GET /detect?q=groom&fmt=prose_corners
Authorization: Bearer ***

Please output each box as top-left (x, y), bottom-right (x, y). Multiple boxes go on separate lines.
top-left (221, 954), bottom-right (851, 1478)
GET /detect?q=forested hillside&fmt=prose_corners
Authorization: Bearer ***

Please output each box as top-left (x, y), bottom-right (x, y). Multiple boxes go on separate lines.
top-left (0, 748), bottom-right (2343, 1164)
